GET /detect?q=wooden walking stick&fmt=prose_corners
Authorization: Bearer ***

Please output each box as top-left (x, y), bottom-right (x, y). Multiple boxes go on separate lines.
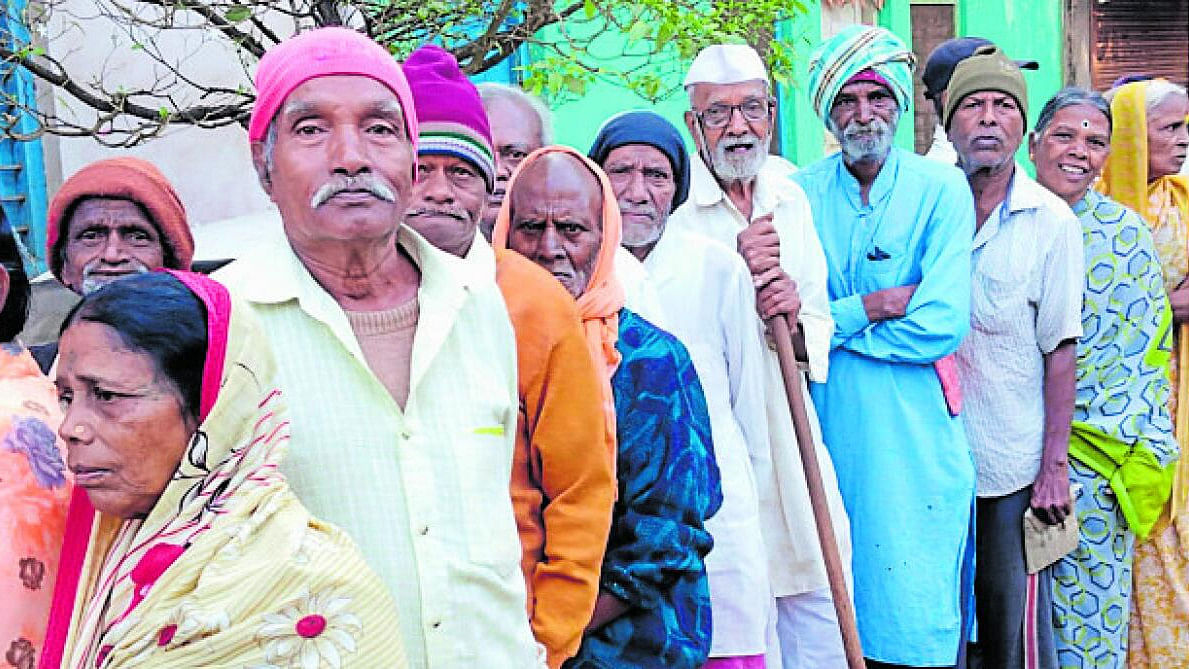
top-left (766, 313), bottom-right (866, 669)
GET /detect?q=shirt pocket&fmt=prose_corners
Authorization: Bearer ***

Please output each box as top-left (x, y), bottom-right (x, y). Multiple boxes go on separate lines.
top-left (972, 271), bottom-right (1027, 335)
top-left (859, 238), bottom-right (908, 288)
top-left (452, 376), bottom-right (521, 574)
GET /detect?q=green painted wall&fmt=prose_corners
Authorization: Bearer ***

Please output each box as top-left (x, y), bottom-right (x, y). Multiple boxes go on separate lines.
top-left (777, 2), bottom-right (825, 167)
top-left (954, 0), bottom-right (1065, 136)
top-left (529, 20), bottom-right (691, 155)
top-left (520, 0), bottom-right (1065, 169)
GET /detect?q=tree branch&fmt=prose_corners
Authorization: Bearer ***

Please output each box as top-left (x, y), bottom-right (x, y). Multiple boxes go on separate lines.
top-left (132, 0), bottom-right (268, 58)
top-left (0, 44), bottom-right (250, 125)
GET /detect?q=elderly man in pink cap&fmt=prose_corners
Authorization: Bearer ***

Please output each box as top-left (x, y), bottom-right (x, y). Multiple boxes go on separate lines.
top-left (216, 28), bottom-right (542, 668)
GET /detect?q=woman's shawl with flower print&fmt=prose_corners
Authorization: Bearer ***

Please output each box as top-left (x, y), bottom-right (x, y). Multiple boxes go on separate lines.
top-left (51, 277), bottom-right (407, 669)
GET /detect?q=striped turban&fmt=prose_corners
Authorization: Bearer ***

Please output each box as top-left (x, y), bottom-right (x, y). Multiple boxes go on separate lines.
top-left (807, 25), bottom-right (916, 124)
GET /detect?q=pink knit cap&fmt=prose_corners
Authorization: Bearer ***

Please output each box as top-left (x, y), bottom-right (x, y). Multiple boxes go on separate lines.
top-left (248, 27), bottom-right (418, 150)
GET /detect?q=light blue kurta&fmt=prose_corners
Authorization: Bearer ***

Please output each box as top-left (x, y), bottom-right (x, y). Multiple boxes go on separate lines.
top-left (794, 148), bottom-right (977, 665)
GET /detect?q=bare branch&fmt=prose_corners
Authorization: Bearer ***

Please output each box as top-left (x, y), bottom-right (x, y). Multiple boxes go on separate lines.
top-left (0, 43), bottom-right (249, 126)
top-left (132, 0), bottom-right (268, 57)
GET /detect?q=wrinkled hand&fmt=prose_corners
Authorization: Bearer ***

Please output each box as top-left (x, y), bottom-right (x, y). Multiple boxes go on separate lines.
top-left (737, 214), bottom-right (781, 275)
top-left (861, 284), bottom-right (918, 322)
top-left (1030, 462), bottom-right (1073, 525)
top-left (754, 268), bottom-right (801, 321)
top-left (1171, 279), bottom-right (1189, 324)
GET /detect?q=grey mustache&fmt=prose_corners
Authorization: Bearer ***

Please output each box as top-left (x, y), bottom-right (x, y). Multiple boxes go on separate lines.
top-left (310, 175), bottom-right (397, 208)
top-left (406, 207), bottom-right (468, 221)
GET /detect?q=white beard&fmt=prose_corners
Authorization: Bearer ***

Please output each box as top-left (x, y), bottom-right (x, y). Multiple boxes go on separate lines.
top-left (709, 131), bottom-right (768, 181)
top-left (836, 116), bottom-right (896, 164)
top-left (621, 220), bottom-right (665, 248)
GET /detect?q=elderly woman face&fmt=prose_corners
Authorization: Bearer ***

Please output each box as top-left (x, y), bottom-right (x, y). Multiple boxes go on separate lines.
top-left (1031, 103), bottom-right (1112, 206)
top-left (56, 320), bottom-right (195, 518)
top-left (508, 153), bottom-right (603, 299)
top-left (1146, 92), bottom-right (1189, 181)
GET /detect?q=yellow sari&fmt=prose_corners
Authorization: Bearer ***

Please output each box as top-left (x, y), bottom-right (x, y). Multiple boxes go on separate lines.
top-left (1098, 80), bottom-right (1189, 669)
top-left (43, 272), bottom-right (407, 668)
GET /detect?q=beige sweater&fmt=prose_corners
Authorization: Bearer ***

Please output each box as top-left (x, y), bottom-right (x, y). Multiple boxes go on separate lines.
top-left (345, 297), bottom-right (419, 409)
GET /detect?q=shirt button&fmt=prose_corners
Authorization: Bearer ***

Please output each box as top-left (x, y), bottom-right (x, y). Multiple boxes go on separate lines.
top-left (431, 621), bottom-right (442, 630)
top-left (419, 525), bottom-right (429, 536)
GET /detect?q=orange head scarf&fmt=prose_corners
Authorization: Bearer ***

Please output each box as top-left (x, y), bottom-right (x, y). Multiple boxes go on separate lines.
top-left (492, 145), bottom-right (624, 454)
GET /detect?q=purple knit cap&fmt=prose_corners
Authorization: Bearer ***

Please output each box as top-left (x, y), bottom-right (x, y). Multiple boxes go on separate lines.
top-left (403, 45), bottom-right (495, 190)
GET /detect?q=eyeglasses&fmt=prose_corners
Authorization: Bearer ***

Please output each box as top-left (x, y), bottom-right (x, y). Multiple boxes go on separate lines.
top-left (696, 99), bottom-right (773, 128)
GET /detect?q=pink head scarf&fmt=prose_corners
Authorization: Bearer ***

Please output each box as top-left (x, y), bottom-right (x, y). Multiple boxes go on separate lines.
top-left (41, 271), bottom-right (233, 668)
top-left (248, 27), bottom-right (418, 153)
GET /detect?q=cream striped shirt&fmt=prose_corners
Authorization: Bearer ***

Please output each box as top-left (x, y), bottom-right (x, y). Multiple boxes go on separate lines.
top-left (216, 227), bottom-right (541, 668)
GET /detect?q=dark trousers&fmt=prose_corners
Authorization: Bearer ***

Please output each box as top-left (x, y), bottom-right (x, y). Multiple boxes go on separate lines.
top-left (968, 487), bottom-right (1057, 669)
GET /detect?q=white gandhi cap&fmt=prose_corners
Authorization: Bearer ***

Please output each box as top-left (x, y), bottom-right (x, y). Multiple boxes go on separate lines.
top-left (684, 44), bottom-right (769, 87)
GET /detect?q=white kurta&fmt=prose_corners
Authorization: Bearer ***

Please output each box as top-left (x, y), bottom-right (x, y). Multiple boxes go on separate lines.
top-left (641, 227), bottom-right (773, 656)
top-left (614, 245), bottom-right (669, 327)
top-left (668, 156), bottom-right (852, 598)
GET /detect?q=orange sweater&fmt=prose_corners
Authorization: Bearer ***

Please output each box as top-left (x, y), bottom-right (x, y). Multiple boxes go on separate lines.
top-left (495, 249), bottom-right (616, 668)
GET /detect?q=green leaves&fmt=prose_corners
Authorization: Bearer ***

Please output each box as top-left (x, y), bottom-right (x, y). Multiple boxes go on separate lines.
top-left (626, 19), bottom-right (649, 43)
top-left (223, 5), bottom-right (250, 23)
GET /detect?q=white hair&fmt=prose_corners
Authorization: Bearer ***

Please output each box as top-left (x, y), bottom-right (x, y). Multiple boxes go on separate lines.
top-left (1104, 78), bottom-right (1188, 112)
top-left (476, 83), bottom-right (553, 145)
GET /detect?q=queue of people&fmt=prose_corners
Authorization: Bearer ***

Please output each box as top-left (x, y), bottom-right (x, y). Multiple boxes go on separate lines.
top-left (2, 20), bottom-right (1189, 669)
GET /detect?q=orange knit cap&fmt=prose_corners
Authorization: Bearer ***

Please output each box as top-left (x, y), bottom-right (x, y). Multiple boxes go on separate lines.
top-left (45, 157), bottom-right (192, 280)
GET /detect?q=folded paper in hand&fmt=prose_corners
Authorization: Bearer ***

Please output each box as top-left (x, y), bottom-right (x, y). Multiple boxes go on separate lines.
top-left (1023, 484), bottom-right (1082, 574)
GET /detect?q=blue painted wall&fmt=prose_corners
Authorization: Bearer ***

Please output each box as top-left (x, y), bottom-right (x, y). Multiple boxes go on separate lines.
top-left (2, 0), bottom-right (49, 273)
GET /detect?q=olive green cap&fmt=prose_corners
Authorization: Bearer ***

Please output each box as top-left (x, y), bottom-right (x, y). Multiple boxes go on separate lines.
top-left (943, 45), bottom-right (1027, 129)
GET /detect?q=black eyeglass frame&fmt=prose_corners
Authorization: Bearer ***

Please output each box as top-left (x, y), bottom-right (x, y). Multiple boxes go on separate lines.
top-left (693, 97), bottom-right (776, 129)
